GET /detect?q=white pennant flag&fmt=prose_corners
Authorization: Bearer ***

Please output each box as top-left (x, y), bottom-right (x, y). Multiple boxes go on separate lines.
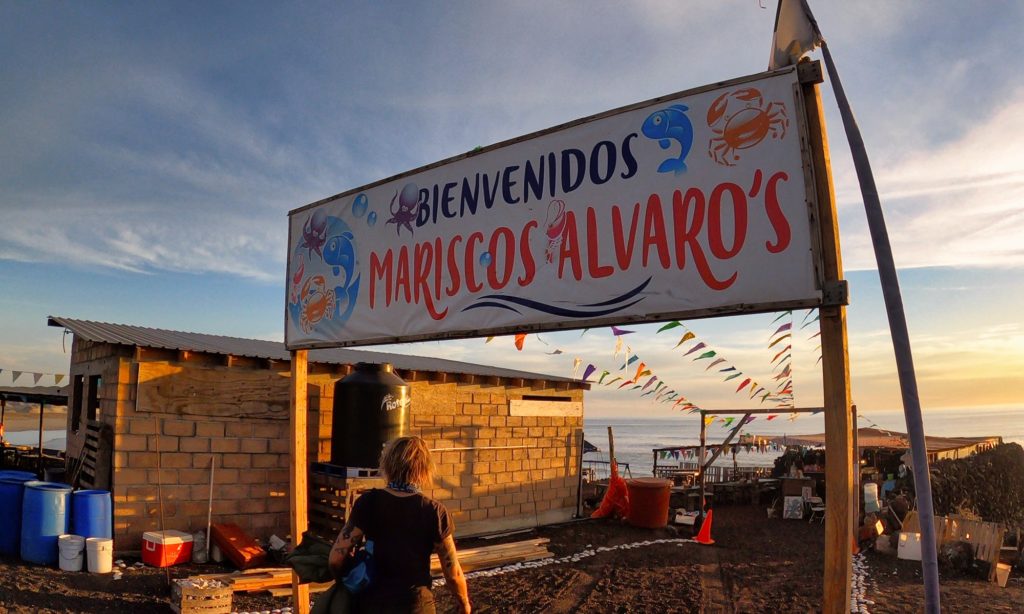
top-left (613, 336), bottom-right (623, 358)
top-left (769, 0), bottom-right (822, 70)
top-left (572, 357), bottom-right (582, 378)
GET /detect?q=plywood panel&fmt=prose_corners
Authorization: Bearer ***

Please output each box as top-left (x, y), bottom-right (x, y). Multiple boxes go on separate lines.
top-left (136, 361), bottom-right (291, 419)
top-left (509, 399), bottom-right (583, 417)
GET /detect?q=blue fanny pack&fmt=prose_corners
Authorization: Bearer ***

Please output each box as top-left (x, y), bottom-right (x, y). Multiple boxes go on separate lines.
top-left (341, 539), bottom-right (375, 594)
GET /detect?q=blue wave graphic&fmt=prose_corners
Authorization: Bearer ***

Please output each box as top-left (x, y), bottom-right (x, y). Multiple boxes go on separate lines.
top-left (462, 277), bottom-right (651, 319)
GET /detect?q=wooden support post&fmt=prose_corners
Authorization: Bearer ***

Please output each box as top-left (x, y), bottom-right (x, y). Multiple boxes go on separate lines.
top-left (852, 405), bottom-right (860, 528)
top-left (575, 429), bottom-right (584, 518)
top-left (290, 350), bottom-right (310, 614)
top-left (606, 426), bottom-right (615, 469)
top-left (802, 65), bottom-right (854, 613)
top-left (698, 413), bottom-right (707, 511)
top-left (38, 401), bottom-right (45, 474)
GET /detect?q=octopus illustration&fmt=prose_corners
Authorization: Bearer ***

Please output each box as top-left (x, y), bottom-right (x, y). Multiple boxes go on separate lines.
top-left (386, 182), bottom-right (420, 236)
top-left (298, 274), bottom-right (336, 333)
top-left (299, 210), bottom-right (329, 260)
top-left (706, 87), bottom-right (788, 167)
top-left (543, 199), bottom-right (567, 264)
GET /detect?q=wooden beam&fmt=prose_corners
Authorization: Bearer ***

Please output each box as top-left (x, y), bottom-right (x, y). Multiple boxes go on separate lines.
top-left (701, 413), bottom-right (751, 471)
top-left (698, 407), bottom-right (823, 415)
top-left (802, 64), bottom-right (854, 613)
top-left (289, 349), bottom-right (310, 614)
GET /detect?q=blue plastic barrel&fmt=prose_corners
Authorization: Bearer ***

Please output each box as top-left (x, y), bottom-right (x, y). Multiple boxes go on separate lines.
top-left (0, 473), bottom-right (37, 556)
top-left (71, 490), bottom-right (112, 539)
top-left (0, 470), bottom-right (38, 481)
top-left (20, 481), bottom-right (73, 565)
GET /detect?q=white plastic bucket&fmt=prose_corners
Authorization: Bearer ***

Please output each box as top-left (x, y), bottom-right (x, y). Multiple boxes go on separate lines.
top-left (58, 534), bottom-right (85, 572)
top-left (863, 483), bottom-right (880, 513)
top-left (85, 537), bottom-right (113, 573)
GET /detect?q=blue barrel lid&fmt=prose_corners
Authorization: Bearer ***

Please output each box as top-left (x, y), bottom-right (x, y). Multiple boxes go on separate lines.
top-left (23, 480), bottom-right (73, 492)
top-left (0, 470), bottom-right (37, 482)
top-left (72, 489), bottom-right (111, 497)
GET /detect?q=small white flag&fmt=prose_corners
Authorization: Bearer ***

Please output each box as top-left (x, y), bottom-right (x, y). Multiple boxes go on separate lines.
top-left (572, 358), bottom-right (582, 378)
top-left (769, 0), bottom-right (822, 70)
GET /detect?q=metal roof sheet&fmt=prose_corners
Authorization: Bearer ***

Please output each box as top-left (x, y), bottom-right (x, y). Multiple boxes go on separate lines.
top-left (0, 385), bottom-right (68, 404)
top-left (47, 316), bottom-right (582, 386)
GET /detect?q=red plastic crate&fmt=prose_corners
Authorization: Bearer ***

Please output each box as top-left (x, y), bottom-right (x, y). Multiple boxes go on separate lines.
top-left (210, 523), bottom-right (266, 570)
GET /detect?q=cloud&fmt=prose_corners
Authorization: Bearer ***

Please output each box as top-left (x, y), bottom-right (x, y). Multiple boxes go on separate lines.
top-left (834, 92), bottom-right (1024, 271)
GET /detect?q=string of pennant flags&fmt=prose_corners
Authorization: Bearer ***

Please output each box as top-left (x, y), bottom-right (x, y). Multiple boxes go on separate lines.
top-left (487, 308), bottom-right (823, 427)
top-left (0, 368), bottom-right (69, 387)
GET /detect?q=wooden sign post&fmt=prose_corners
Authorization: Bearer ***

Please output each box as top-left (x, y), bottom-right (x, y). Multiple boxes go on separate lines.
top-left (289, 350), bottom-right (310, 614)
top-left (800, 61), bottom-right (854, 611)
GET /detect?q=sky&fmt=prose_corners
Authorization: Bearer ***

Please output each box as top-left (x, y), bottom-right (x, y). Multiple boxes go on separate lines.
top-left (1, 1), bottom-right (1022, 425)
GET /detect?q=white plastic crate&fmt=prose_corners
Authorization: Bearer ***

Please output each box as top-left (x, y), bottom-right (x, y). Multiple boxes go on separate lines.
top-left (897, 531), bottom-right (922, 561)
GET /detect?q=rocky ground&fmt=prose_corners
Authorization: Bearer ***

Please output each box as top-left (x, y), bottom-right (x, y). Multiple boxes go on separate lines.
top-left (2, 502), bottom-right (1021, 613)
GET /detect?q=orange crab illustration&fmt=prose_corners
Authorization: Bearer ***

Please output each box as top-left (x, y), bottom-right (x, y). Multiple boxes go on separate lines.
top-left (299, 274), bottom-right (336, 333)
top-left (706, 87), bottom-right (788, 167)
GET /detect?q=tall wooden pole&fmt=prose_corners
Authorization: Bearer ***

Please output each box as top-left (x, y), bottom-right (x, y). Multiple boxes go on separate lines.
top-left (606, 426), bottom-right (615, 469)
top-left (290, 350), bottom-right (310, 614)
top-left (852, 405), bottom-right (860, 529)
top-left (38, 401), bottom-right (45, 475)
top-left (698, 414), bottom-right (707, 512)
top-left (801, 61), bottom-right (853, 613)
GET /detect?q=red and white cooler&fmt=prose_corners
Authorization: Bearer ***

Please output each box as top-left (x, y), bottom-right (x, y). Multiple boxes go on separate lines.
top-left (142, 530), bottom-right (193, 567)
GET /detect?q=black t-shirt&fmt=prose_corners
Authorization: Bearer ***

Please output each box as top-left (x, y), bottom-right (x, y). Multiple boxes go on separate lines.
top-left (348, 489), bottom-right (453, 597)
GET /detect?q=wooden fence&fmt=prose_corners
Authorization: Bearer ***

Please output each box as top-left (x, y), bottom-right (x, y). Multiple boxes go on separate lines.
top-left (903, 511), bottom-right (1005, 582)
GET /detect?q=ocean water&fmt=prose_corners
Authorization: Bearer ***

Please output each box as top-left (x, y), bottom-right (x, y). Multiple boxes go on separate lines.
top-left (4, 429), bottom-right (67, 450)
top-left (584, 406), bottom-right (1024, 477)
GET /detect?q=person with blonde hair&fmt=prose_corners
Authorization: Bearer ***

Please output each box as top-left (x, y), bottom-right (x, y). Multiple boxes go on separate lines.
top-left (329, 436), bottom-right (471, 613)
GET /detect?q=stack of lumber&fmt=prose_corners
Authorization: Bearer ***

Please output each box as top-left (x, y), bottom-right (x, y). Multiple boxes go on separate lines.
top-left (188, 568), bottom-right (294, 593)
top-left (184, 538), bottom-right (553, 595)
top-left (429, 538), bottom-right (552, 577)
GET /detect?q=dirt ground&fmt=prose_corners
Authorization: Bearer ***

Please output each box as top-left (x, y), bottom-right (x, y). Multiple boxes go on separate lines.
top-left (1, 503), bottom-right (1021, 613)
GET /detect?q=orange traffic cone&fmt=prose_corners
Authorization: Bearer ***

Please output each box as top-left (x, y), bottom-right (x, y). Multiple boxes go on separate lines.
top-left (695, 509), bottom-right (715, 545)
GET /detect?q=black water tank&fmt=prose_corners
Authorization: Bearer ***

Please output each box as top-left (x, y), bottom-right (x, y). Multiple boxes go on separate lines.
top-left (330, 362), bottom-right (411, 468)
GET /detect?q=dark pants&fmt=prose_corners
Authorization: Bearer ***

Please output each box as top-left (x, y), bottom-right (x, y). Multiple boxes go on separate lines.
top-left (355, 586), bottom-right (436, 614)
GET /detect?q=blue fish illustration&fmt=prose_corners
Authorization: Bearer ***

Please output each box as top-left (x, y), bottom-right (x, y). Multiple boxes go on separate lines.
top-left (323, 231), bottom-right (356, 281)
top-left (641, 104), bottom-right (693, 175)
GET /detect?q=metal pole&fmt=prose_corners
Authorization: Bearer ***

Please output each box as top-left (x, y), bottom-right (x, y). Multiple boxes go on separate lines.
top-left (819, 38), bottom-right (941, 613)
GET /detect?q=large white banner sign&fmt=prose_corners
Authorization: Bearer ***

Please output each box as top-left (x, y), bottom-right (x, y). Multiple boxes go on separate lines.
top-left (286, 67), bottom-right (822, 349)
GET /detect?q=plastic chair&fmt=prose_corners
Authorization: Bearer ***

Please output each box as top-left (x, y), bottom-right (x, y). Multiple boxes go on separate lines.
top-left (806, 496), bottom-right (825, 524)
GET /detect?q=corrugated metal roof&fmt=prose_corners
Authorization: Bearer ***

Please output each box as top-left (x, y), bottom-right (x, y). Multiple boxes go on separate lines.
top-left (47, 317), bottom-right (583, 386)
top-left (761, 428), bottom-right (1001, 453)
top-left (0, 385), bottom-right (68, 404)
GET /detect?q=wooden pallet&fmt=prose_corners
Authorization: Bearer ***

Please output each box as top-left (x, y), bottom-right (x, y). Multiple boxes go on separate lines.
top-left (903, 512), bottom-right (1005, 581)
top-left (307, 471), bottom-right (384, 539)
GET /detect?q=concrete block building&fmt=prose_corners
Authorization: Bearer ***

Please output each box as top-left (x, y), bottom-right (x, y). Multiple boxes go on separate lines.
top-left (49, 317), bottom-right (586, 552)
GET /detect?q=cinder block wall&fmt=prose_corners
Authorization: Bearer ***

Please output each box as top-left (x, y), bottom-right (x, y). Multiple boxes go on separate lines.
top-left (314, 381), bottom-right (584, 537)
top-left (108, 357), bottom-right (331, 552)
top-left (70, 339), bottom-right (584, 552)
